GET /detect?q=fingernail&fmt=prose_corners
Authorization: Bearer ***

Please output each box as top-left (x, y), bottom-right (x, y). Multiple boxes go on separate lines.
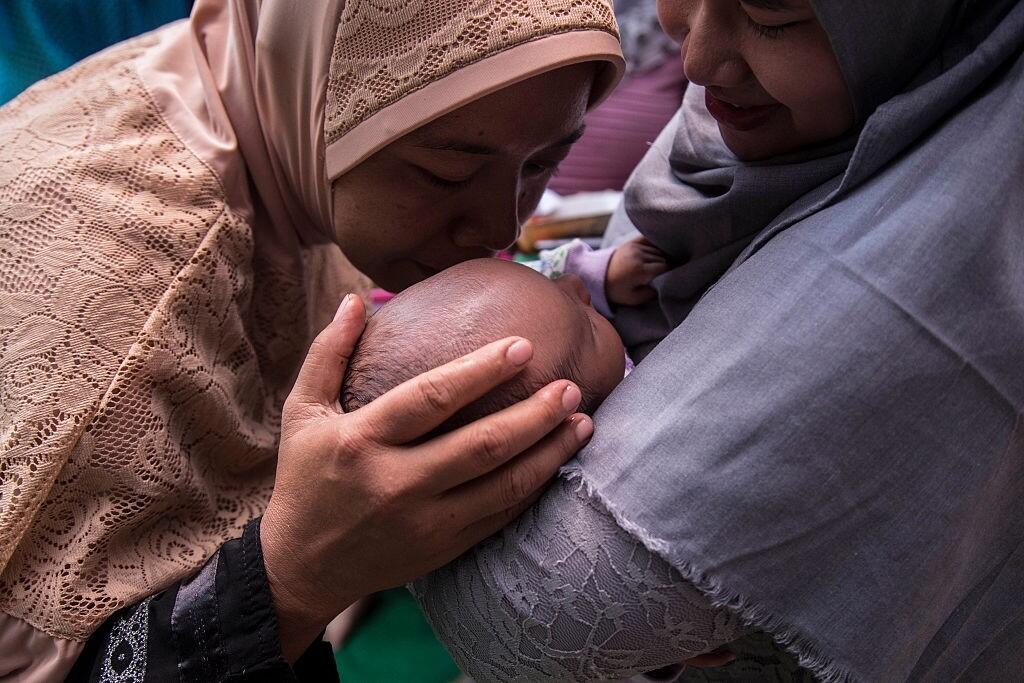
top-left (334, 294), bottom-right (353, 322)
top-left (506, 339), bottom-right (532, 366)
top-left (574, 416), bottom-right (594, 442)
top-left (561, 383), bottom-right (581, 412)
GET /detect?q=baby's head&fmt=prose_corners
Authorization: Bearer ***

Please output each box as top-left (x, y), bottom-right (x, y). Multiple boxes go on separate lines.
top-left (341, 259), bottom-right (625, 428)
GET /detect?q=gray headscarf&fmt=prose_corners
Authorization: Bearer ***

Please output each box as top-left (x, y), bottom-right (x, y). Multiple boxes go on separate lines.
top-left (580, 1), bottom-right (1024, 680)
top-left (606, 0), bottom-right (1020, 357)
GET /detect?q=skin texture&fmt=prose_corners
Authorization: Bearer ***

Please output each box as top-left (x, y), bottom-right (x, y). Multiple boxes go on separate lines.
top-left (331, 63), bottom-right (596, 293)
top-left (262, 65), bottom-right (598, 662)
top-left (263, 299), bottom-right (595, 660)
top-left (607, 236), bottom-right (670, 306)
top-left (657, 0), bottom-right (854, 160)
top-left (342, 258), bottom-right (627, 421)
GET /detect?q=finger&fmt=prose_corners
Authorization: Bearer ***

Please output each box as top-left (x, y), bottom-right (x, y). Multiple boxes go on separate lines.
top-left (627, 286), bottom-right (657, 305)
top-left (684, 649), bottom-right (737, 668)
top-left (451, 486), bottom-right (545, 552)
top-left (442, 414), bottom-right (593, 525)
top-left (413, 380), bottom-right (584, 492)
top-left (640, 663), bottom-right (686, 681)
top-left (642, 261), bottom-right (670, 277)
top-left (639, 245), bottom-right (668, 261)
top-left (289, 294), bottom-right (366, 408)
top-left (355, 337), bottom-right (534, 444)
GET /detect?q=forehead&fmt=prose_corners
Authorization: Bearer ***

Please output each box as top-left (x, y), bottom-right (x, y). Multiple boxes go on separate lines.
top-left (477, 261), bottom-right (594, 338)
top-left (402, 64), bottom-right (595, 155)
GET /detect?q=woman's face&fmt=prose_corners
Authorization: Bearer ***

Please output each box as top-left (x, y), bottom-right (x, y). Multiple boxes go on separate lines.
top-left (658, 0), bottom-right (854, 160)
top-left (331, 64), bottom-right (595, 292)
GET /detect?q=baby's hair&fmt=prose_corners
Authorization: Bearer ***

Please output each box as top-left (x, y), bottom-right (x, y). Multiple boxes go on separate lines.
top-left (340, 266), bottom-right (601, 431)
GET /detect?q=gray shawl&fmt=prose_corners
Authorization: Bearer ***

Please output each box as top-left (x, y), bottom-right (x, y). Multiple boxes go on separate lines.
top-left (576, 1), bottom-right (1024, 680)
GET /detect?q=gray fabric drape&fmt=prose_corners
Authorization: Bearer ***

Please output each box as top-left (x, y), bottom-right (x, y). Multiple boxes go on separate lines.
top-left (583, 1), bottom-right (1024, 680)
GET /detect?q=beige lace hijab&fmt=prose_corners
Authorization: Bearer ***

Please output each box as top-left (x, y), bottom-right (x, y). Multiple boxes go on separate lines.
top-left (0, 0), bottom-right (622, 657)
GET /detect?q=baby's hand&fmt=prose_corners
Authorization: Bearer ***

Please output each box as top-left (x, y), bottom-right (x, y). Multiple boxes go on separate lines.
top-left (605, 237), bottom-right (669, 306)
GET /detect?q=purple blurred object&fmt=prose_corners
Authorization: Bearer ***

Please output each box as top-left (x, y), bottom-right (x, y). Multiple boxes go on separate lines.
top-left (548, 57), bottom-right (686, 195)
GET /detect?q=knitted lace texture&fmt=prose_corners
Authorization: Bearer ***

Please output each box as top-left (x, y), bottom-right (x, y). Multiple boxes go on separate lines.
top-left (0, 36), bottom-right (366, 640)
top-left (325, 0), bottom-right (619, 144)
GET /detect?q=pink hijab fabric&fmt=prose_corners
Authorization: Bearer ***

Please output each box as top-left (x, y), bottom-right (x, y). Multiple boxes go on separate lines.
top-left (138, 0), bottom-right (624, 250)
top-left (0, 1), bottom-right (622, 679)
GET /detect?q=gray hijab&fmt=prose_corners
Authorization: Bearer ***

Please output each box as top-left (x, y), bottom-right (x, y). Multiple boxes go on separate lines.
top-left (579, 0), bottom-right (1024, 680)
top-left (606, 0), bottom-right (1020, 357)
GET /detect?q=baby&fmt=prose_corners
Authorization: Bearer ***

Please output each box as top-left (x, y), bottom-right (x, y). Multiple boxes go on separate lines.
top-left (341, 240), bottom-right (667, 422)
top-left (341, 257), bottom-right (626, 422)
top-left (529, 235), bottom-right (669, 315)
top-left (332, 246), bottom-right (668, 654)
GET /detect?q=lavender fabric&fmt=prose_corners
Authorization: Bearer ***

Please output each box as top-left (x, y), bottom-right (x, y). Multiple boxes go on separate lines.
top-left (527, 239), bottom-right (616, 317)
top-left (418, 1), bottom-right (1024, 680)
top-left (581, 0), bottom-right (1024, 679)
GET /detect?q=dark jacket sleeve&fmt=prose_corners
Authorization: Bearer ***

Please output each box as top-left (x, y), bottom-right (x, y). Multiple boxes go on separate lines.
top-left (66, 517), bottom-right (339, 682)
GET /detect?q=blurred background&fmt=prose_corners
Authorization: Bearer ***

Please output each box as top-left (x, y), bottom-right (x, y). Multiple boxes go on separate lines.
top-left (0, 0), bottom-right (193, 104)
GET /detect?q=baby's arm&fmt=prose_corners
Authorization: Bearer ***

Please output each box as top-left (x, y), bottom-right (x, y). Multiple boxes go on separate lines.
top-left (530, 237), bottom-right (669, 316)
top-left (605, 236), bottom-right (669, 306)
top-left (529, 239), bottom-right (616, 315)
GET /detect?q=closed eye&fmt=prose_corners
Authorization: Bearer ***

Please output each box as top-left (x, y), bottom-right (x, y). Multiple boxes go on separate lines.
top-left (524, 159), bottom-right (564, 177)
top-left (744, 14), bottom-right (802, 38)
top-left (417, 167), bottom-right (472, 189)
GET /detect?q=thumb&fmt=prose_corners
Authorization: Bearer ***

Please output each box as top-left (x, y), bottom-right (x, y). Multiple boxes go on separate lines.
top-left (290, 294), bottom-right (366, 409)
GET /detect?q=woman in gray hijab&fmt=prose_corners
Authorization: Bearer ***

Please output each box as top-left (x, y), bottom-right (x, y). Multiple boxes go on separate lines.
top-left (415, 0), bottom-right (1024, 680)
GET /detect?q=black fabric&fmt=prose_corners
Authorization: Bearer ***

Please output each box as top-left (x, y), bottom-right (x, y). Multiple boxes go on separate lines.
top-left (66, 517), bottom-right (339, 682)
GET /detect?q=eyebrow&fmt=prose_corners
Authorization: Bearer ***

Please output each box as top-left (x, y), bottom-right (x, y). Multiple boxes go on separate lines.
top-left (741, 0), bottom-right (796, 10)
top-left (414, 125), bottom-right (586, 155)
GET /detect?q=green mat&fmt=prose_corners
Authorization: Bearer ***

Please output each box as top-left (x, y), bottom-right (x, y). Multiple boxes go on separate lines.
top-left (335, 588), bottom-right (462, 683)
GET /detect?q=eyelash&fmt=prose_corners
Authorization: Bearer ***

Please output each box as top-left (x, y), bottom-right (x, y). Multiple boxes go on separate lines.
top-left (525, 161), bottom-right (560, 177)
top-left (419, 169), bottom-right (471, 189)
top-left (745, 15), bottom-right (791, 39)
top-left (418, 161), bottom-right (560, 189)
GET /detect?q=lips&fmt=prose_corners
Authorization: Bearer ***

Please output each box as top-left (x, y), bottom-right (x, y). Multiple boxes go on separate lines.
top-left (704, 90), bottom-right (781, 132)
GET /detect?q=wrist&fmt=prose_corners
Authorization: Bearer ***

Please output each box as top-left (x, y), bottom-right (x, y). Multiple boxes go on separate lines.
top-left (261, 504), bottom-right (348, 662)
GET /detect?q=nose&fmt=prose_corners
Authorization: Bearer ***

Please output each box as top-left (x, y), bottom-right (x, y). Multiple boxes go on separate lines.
top-left (681, 2), bottom-right (748, 89)
top-left (451, 177), bottom-right (521, 253)
top-left (555, 273), bottom-right (591, 306)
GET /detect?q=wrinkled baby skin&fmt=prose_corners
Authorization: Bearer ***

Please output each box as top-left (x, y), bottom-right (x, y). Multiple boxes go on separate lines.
top-left (342, 258), bottom-right (625, 425)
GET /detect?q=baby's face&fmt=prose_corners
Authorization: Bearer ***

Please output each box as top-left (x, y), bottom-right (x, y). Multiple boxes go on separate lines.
top-left (539, 272), bottom-right (626, 404)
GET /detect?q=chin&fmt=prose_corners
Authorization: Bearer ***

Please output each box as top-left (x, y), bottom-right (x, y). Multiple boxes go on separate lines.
top-left (719, 128), bottom-right (785, 162)
top-left (720, 120), bottom-right (851, 162)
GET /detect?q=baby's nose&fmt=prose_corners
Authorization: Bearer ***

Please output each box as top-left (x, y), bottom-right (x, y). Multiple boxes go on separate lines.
top-left (556, 274), bottom-right (591, 306)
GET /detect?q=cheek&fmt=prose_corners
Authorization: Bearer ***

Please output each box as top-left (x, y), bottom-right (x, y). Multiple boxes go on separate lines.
top-left (518, 178), bottom-right (548, 217)
top-left (332, 173), bottom-right (447, 266)
top-left (748, 38), bottom-right (854, 140)
top-left (592, 321), bottom-right (626, 391)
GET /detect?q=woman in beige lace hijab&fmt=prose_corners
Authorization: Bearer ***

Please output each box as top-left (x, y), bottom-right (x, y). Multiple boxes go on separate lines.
top-left (0, 0), bottom-right (622, 678)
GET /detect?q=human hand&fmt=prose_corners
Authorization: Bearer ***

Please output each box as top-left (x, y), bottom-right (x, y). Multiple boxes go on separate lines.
top-left (261, 294), bottom-right (593, 661)
top-left (684, 648), bottom-right (737, 667)
top-left (642, 650), bottom-right (736, 680)
top-left (605, 236), bottom-right (669, 306)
